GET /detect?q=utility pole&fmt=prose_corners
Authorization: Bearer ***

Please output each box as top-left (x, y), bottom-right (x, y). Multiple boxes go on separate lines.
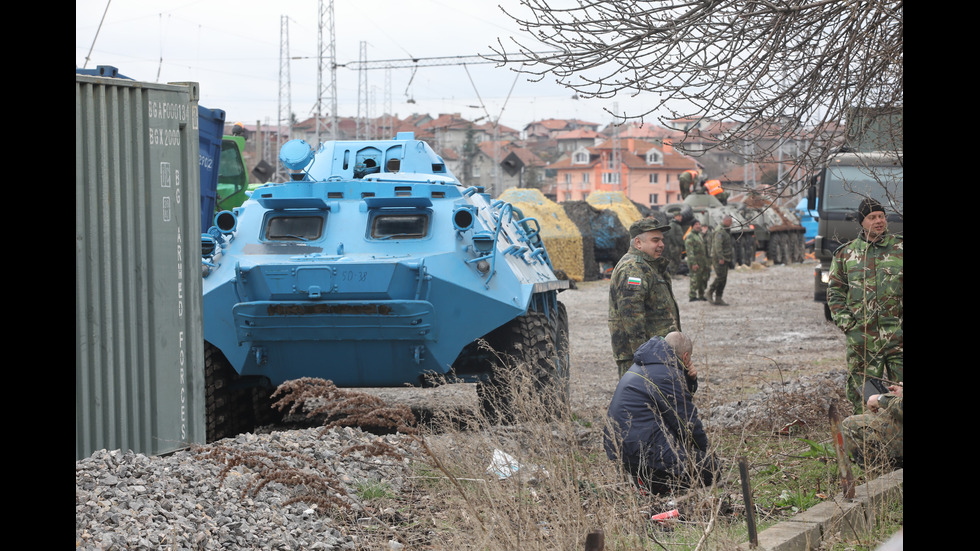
top-left (612, 102), bottom-right (623, 195)
top-left (315, 0), bottom-right (337, 143)
top-left (357, 41), bottom-right (368, 139)
top-left (277, 15), bottom-right (292, 182)
top-left (383, 67), bottom-right (392, 139)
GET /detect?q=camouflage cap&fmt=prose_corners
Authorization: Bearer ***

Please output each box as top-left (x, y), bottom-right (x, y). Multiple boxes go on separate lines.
top-left (629, 213), bottom-right (671, 238)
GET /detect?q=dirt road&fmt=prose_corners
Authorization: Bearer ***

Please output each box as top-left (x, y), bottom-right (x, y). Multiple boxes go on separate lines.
top-left (563, 259), bottom-right (848, 417)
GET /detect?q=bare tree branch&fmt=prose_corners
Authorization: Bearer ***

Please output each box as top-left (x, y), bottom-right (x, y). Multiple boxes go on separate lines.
top-left (490, 0), bottom-right (903, 181)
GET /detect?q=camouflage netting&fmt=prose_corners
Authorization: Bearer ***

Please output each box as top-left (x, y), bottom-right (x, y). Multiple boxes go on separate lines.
top-left (586, 191), bottom-right (644, 231)
top-left (562, 201), bottom-right (631, 279)
top-left (559, 201), bottom-right (600, 281)
top-left (585, 192), bottom-right (643, 268)
top-left (497, 188), bottom-right (586, 282)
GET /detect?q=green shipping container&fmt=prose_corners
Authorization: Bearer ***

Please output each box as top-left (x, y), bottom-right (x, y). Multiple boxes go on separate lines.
top-left (76, 73), bottom-right (205, 460)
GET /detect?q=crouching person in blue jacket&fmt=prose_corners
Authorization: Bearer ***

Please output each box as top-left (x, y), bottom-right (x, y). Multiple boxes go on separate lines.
top-left (603, 331), bottom-right (720, 495)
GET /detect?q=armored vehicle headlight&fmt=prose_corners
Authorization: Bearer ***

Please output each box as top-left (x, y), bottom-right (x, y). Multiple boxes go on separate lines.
top-left (453, 205), bottom-right (477, 231)
top-left (472, 232), bottom-right (495, 254)
top-left (214, 210), bottom-right (238, 234)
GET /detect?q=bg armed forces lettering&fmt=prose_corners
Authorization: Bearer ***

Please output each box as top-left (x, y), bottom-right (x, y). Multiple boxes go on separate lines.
top-left (608, 249), bottom-right (681, 377)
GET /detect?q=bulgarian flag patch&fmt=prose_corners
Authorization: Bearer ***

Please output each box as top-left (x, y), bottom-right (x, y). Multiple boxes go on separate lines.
top-left (627, 277), bottom-right (642, 286)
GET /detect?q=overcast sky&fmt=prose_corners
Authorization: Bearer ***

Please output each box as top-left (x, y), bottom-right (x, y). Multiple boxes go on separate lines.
top-left (76, 0), bottom-right (669, 133)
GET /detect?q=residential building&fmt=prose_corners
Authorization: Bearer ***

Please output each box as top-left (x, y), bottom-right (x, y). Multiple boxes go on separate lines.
top-left (546, 136), bottom-right (700, 207)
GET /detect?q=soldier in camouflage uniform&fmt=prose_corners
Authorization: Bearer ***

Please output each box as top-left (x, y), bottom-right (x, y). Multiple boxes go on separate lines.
top-left (665, 212), bottom-right (686, 276)
top-left (707, 216), bottom-right (734, 306)
top-left (827, 198), bottom-right (903, 411)
top-left (842, 384), bottom-right (903, 468)
top-left (685, 219), bottom-right (709, 301)
top-left (679, 170), bottom-right (699, 200)
top-left (608, 214), bottom-right (681, 377)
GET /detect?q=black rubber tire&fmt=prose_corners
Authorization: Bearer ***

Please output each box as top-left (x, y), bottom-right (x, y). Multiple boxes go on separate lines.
top-left (737, 234), bottom-right (755, 266)
top-left (792, 231), bottom-right (806, 263)
top-left (476, 306), bottom-right (570, 424)
top-left (552, 301), bottom-right (571, 410)
top-left (205, 342), bottom-right (238, 442)
top-left (205, 342), bottom-right (280, 442)
top-left (767, 233), bottom-right (785, 264)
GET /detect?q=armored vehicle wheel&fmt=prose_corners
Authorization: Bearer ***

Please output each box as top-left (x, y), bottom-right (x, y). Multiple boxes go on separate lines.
top-left (767, 233), bottom-right (785, 264)
top-left (737, 234), bottom-right (755, 266)
top-left (476, 306), bottom-right (570, 424)
top-left (553, 301), bottom-right (571, 405)
top-left (792, 232), bottom-right (806, 263)
top-left (205, 342), bottom-right (281, 442)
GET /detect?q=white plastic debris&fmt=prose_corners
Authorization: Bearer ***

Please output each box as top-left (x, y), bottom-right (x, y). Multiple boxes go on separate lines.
top-left (487, 449), bottom-right (522, 479)
top-left (486, 449), bottom-right (550, 482)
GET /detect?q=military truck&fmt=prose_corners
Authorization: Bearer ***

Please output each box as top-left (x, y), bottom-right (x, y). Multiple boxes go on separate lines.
top-left (809, 150), bottom-right (903, 320)
top-left (201, 133), bottom-right (570, 440)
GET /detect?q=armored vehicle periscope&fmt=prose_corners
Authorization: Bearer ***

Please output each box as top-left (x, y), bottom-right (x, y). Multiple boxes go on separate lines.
top-left (201, 133), bottom-right (570, 440)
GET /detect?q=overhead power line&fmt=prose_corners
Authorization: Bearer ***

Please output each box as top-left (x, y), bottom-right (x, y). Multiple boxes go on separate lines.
top-left (293, 52), bottom-right (559, 70)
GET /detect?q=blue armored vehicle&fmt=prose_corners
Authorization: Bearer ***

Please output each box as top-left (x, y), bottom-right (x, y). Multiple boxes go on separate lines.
top-left (201, 132), bottom-right (570, 440)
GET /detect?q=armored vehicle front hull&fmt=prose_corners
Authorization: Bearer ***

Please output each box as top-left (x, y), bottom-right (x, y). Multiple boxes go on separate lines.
top-left (202, 134), bottom-right (569, 439)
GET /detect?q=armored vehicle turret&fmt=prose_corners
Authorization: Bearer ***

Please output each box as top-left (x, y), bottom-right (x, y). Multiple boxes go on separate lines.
top-left (201, 133), bottom-right (569, 440)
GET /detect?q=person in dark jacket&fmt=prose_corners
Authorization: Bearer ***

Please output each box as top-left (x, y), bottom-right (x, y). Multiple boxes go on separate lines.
top-left (603, 332), bottom-right (719, 495)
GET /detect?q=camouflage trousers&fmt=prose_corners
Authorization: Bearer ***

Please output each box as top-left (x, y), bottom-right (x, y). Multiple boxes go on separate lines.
top-left (616, 358), bottom-right (633, 378)
top-left (688, 265), bottom-right (709, 299)
top-left (844, 331), bottom-right (903, 411)
top-left (841, 411), bottom-right (903, 468)
top-left (708, 262), bottom-right (729, 298)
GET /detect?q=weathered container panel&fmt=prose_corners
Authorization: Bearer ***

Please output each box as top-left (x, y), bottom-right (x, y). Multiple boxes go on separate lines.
top-left (76, 74), bottom-right (205, 460)
top-left (196, 105), bottom-right (225, 231)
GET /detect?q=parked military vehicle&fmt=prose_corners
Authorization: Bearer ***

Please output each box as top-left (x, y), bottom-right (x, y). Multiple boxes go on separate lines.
top-left (738, 194), bottom-right (807, 265)
top-left (201, 133), bottom-right (570, 440)
top-left (663, 186), bottom-right (755, 265)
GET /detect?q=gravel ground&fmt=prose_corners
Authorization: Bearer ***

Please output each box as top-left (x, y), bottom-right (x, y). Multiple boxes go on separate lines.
top-left (76, 258), bottom-right (852, 550)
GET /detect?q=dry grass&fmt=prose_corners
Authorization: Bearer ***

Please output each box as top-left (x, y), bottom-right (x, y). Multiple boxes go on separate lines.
top-left (226, 362), bottom-right (901, 550)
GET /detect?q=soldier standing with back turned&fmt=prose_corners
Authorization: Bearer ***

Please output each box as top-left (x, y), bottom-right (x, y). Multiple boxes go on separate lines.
top-left (665, 212), bottom-right (686, 276)
top-left (708, 215), bottom-right (734, 306)
top-left (608, 213), bottom-right (681, 377)
top-left (685, 219), bottom-right (709, 301)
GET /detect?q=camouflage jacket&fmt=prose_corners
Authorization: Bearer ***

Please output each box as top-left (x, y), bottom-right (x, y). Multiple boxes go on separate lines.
top-left (827, 231), bottom-right (903, 340)
top-left (607, 248), bottom-right (681, 363)
top-left (684, 230), bottom-right (708, 269)
top-left (709, 226), bottom-right (733, 263)
top-left (667, 221), bottom-right (685, 251)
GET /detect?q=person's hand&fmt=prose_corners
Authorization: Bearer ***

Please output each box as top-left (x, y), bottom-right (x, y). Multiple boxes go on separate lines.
top-left (887, 383), bottom-right (903, 397)
top-left (867, 394), bottom-right (881, 412)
